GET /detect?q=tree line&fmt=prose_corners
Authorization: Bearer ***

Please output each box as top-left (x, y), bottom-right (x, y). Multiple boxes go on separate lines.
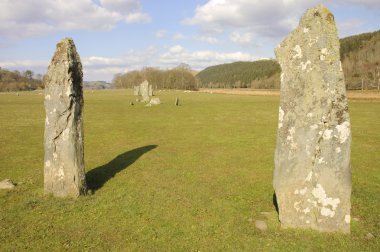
top-left (0, 68), bottom-right (44, 92)
top-left (196, 60), bottom-right (281, 89)
top-left (112, 64), bottom-right (198, 90)
top-left (340, 29), bottom-right (380, 90)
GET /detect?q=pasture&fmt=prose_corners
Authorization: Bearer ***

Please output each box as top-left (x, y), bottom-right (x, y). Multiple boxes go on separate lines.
top-left (0, 90), bottom-right (379, 251)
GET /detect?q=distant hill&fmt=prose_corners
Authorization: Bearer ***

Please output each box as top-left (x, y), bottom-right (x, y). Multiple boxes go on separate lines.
top-left (340, 30), bottom-right (380, 90)
top-left (196, 60), bottom-right (280, 89)
top-left (197, 29), bottom-right (380, 90)
top-left (83, 81), bottom-right (112, 90)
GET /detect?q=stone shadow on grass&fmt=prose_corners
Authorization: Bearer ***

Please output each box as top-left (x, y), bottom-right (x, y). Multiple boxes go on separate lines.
top-left (273, 192), bottom-right (279, 214)
top-left (86, 145), bottom-right (158, 192)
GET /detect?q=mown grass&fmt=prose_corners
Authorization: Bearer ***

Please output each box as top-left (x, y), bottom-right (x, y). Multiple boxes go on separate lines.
top-left (0, 90), bottom-right (379, 251)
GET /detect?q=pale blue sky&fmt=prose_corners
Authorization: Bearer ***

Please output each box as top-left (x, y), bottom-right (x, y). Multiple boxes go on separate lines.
top-left (0, 0), bottom-right (379, 81)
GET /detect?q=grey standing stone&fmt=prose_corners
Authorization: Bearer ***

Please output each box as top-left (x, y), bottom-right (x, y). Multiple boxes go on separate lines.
top-left (140, 80), bottom-right (150, 102)
top-left (44, 38), bottom-right (87, 198)
top-left (133, 85), bottom-right (140, 96)
top-left (175, 97), bottom-right (179, 106)
top-left (273, 5), bottom-right (351, 233)
top-left (148, 84), bottom-right (153, 96)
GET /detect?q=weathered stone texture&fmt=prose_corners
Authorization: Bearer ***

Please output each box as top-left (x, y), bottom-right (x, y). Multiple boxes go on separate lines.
top-left (149, 97), bottom-right (161, 105)
top-left (140, 80), bottom-right (150, 102)
top-left (133, 85), bottom-right (140, 96)
top-left (148, 84), bottom-right (153, 96)
top-left (44, 38), bottom-right (87, 198)
top-left (273, 5), bottom-right (351, 233)
top-left (0, 179), bottom-right (16, 190)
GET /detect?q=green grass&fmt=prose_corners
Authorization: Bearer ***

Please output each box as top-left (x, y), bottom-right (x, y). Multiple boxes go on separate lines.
top-left (0, 90), bottom-right (379, 251)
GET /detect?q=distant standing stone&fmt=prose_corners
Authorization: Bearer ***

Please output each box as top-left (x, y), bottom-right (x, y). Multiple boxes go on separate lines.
top-left (44, 38), bottom-right (87, 198)
top-left (133, 85), bottom-right (140, 96)
top-left (273, 5), bottom-right (351, 233)
top-left (255, 220), bottom-right (268, 231)
top-left (0, 179), bottom-right (16, 189)
top-left (140, 80), bottom-right (150, 102)
top-left (148, 84), bottom-right (153, 96)
top-left (149, 97), bottom-right (161, 105)
top-left (175, 97), bottom-right (179, 106)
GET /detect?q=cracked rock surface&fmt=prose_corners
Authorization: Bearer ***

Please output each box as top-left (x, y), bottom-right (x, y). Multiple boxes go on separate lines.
top-left (44, 38), bottom-right (87, 198)
top-left (273, 5), bottom-right (351, 233)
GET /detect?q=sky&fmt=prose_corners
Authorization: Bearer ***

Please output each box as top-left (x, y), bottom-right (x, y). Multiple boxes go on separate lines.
top-left (0, 0), bottom-right (379, 82)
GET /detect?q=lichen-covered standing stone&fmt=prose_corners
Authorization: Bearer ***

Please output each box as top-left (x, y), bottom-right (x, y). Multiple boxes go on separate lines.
top-left (44, 38), bottom-right (87, 198)
top-left (140, 80), bottom-right (150, 102)
top-left (273, 5), bottom-right (351, 233)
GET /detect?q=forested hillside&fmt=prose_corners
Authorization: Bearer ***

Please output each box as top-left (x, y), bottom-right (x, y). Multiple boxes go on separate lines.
top-left (197, 29), bottom-right (380, 90)
top-left (196, 60), bottom-right (280, 89)
top-left (340, 30), bottom-right (380, 90)
top-left (0, 68), bottom-right (44, 92)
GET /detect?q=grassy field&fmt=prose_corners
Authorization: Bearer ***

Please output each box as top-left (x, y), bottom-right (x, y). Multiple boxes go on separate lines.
top-left (0, 89), bottom-right (379, 251)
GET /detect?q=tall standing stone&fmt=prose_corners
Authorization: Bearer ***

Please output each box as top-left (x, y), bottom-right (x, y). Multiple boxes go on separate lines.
top-left (273, 5), bottom-right (351, 233)
top-left (44, 38), bottom-right (87, 198)
top-left (140, 80), bottom-right (150, 102)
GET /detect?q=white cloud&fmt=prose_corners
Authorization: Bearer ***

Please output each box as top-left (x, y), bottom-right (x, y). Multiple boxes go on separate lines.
top-left (155, 30), bottom-right (168, 38)
top-left (183, 0), bottom-right (325, 37)
top-left (184, 0), bottom-right (380, 39)
top-left (337, 0), bottom-right (380, 9)
top-left (173, 33), bottom-right (185, 40)
top-left (81, 47), bottom-right (157, 80)
top-left (0, 59), bottom-right (48, 68)
top-left (196, 35), bottom-right (219, 44)
top-left (0, 59), bottom-right (50, 81)
top-left (84, 67), bottom-right (128, 81)
top-left (82, 56), bottom-right (125, 66)
top-left (1, 45), bottom-right (258, 81)
top-left (0, 0), bottom-right (150, 40)
top-left (0, 46), bottom-right (158, 81)
top-left (173, 33), bottom-right (218, 44)
top-left (230, 32), bottom-right (253, 44)
top-left (160, 45), bottom-right (257, 70)
top-left (125, 12), bottom-right (151, 23)
top-left (100, 0), bottom-right (140, 12)
top-left (169, 45), bottom-right (186, 54)
top-left (337, 19), bottom-right (366, 37)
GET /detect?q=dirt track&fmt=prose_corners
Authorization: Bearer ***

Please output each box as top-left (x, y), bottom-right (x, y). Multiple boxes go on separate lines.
top-left (199, 88), bottom-right (380, 100)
